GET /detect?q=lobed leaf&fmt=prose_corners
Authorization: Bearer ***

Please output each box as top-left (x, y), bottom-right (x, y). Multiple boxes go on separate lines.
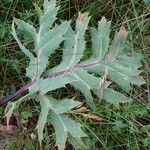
top-left (7, 0), bottom-right (146, 149)
top-left (109, 26), bottom-right (128, 58)
top-left (36, 94), bottom-right (50, 147)
top-left (40, 0), bottom-right (57, 36)
top-left (47, 97), bottom-right (81, 114)
top-left (85, 26), bottom-right (145, 91)
top-left (14, 18), bottom-right (37, 41)
top-left (91, 16), bottom-right (111, 59)
top-left (68, 136), bottom-right (88, 150)
top-left (103, 88), bottom-right (133, 105)
top-left (51, 113), bottom-right (87, 150)
top-left (47, 12), bottom-right (91, 73)
top-left (11, 21), bottom-right (34, 60)
top-left (35, 94), bottom-right (85, 150)
top-left (29, 75), bottom-right (76, 94)
top-left (51, 112), bottom-right (67, 150)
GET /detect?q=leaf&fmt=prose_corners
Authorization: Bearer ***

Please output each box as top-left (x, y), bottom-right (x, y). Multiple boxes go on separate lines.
top-left (13, 0), bottom-right (69, 80)
top-left (72, 68), bottom-right (110, 109)
top-left (60, 115), bottom-right (87, 137)
top-left (29, 20), bottom-right (70, 80)
top-left (70, 68), bottom-right (99, 109)
top-left (38, 21), bottom-right (70, 56)
top-left (103, 88), bottom-right (133, 105)
top-left (68, 12), bottom-right (90, 66)
top-left (14, 18), bottom-right (37, 40)
top-left (47, 12), bottom-right (91, 73)
top-left (42, 95), bottom-right (87, 150)
top-left (51, 113), bottom-right (67, 150)
top-left (43, 0), bottom-right (56, 13)
top-left (144, 0), bottom-right (150, 4)
top-left (87, 56), bottom-right (145, 92)
top-left (91, 16), bottom-right (111, 59)
top-left (68, 136), bottom-right (88, 150)
top-left (11, 21), bottom-right (37, 80)
top-left (109, 26), bottom-right (128, 59)
top-left (41, 0), bottom-right (57, 36)
top-left (86, 26), bottom-right (145, 92)
top-left (36, 94), bottom-right (82, 148)
top-left (36, 94), bottom-right (50, 147)
top-left (29, 75), bottom-right (76, 94)
top-left (51, 113), bottom-right (87, 150)
top-left (47, 97), bottom-right (81, 114)
top-left (11, 21), bottom-right (34, 60)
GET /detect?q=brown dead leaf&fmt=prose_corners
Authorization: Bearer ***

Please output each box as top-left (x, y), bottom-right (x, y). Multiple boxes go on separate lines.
top-left (81, 114), bottom-right (103, 121)
top-left (74, 106), bottom-right (90, 113)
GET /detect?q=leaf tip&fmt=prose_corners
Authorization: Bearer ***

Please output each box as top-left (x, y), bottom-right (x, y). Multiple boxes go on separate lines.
top-left (101, 16), bottom-right (107, 22)
top-left (78, 12), bottom-right (89, 21)
top-left (119, 26), bottom-right (128, 37)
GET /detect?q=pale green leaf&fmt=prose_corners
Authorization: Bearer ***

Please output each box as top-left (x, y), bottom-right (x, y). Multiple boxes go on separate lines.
top-left (85, 25), bottom-right (145, 91)
top-left (51, 113), bottom-right (87, 150)
top-left (43, 0), bottom-right (56, 13)
top-left (71, 68), bottom-right (110, 109)
top-left (38, 21), bottom-right (70, 54)
top-left (71, 82), bottom-right (95, 109)
top-left (109, 26), bottom-right (128, 58)
top-left (91, 16), bottom-right (111, 59)
top-left (47, 13), bottom-right (90, 74)
top-left (40, 0), bottom-right (57, 36)
top-left (87, 57), bottom-right (145, 92)
top-left (26, 13), bottom-right (69, 80)
top-left (29, 21), bottom-right (70, 80)
top-left (47, 97), bottom-right (81, 114)
top-left (70, 68), bottom-right (98, 109)
top-left (26, 57), bottom-right (37, 80)
top-left (11, 21), bottom-right (34, 60)
top-left (68, 136), bottom-right (88, 150)
top-left (9, 1), bottom-right (146, 148)
top-left (36, 94), bottom-right (82, 148)
top-left (29, 75), bottom-right (77, 94)
top-left (14, 18), bottom-right (37, 40)
top-left (51, 112), bottom-right (67, 150)
top-left (60, 115), bottom-right (87, 138)
top-left (36, 94), bottom-right (50, 146)
top-left (103, 88), bottom-right (132, 105)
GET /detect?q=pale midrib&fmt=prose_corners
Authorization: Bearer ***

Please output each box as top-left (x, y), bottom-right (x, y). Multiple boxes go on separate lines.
top-left (35, 27), bottom-right (42, 80)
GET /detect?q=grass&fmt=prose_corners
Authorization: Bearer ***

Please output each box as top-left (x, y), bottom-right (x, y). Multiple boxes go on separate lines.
top-left (0, 0), bottom-right (150, 149)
